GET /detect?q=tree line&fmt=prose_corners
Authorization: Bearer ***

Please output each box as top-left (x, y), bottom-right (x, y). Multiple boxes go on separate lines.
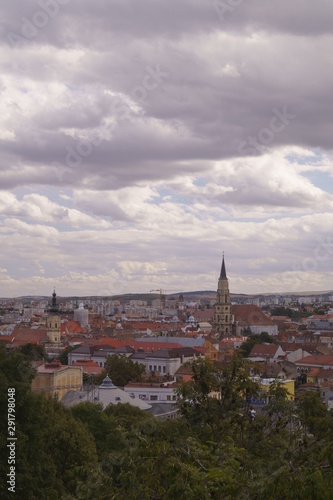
top-left (1, 345), bottom-right (333, 499)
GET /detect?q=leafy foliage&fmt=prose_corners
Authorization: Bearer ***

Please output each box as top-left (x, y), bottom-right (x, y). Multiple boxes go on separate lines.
top-left (18, 343), bottom-right (49, 362)
top-left (240, 332), bottom-right (275, 357)
top-left (58, 345), bottom-right (80, 365)
top-left (0, 346), bottom-right (97, 499)
top-left (97, 354), bottom-right (145, 387)
top-left (2, 346), bottom-right (333, 498)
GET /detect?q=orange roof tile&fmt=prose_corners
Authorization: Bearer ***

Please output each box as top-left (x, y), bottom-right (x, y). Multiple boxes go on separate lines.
top-left (82, 338), bottom-right (125, 348)
top-left (8, 328), bottom-right (48, 345)
top-left (249, 344), bottom-right (280, 357)
top-left (61, 321), bottom-right (85, 335)
top-left (296, 355), bottom-right (333, 367)
top-left (72, 359), bottom-right (104, 375)
top-left (232, 305), bottom-right (276, 326)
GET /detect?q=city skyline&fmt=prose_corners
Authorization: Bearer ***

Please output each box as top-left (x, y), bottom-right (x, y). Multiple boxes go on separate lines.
top-left (1, 1), bottom-right (333, 296)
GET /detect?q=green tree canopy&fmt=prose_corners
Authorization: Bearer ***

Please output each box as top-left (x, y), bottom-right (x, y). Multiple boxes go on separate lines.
top-left (97, 354), bottom-right (145, 387)
top-left (240, 332), bottom-right (275, 357)
top-left (58, 345), bottom-right (80, 365)
top-left (0, 345), bottom-right (97, 499)
top-left (3, 343), bottom-right (333, 499)
top-left (18, 343), bottom-right (49, 362)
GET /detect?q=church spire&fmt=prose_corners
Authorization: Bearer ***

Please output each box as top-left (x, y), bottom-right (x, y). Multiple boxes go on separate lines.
top-left (50, 289), bottom-right (58, 313)
top-left (220, 253), bottom-right (227, 279)
top-left (214, 253), bottom-right (232, 338)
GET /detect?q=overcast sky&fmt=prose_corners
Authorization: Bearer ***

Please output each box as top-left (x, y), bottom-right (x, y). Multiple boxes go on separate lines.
top-left (1, 0), bottom-right (333, 297)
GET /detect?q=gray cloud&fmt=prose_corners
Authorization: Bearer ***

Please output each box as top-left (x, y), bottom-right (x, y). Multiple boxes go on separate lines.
top-left (1, 0), bottom-right (333, 295)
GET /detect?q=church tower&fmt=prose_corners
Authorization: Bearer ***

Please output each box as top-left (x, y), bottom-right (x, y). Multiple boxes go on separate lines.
top-left (47, 290), bottom-right (61, 344)
top-left (214, 255), bottom-right (232, 338)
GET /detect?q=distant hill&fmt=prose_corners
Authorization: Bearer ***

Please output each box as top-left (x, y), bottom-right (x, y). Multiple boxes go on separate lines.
top-left (3, 289), bottom-right (333, 302)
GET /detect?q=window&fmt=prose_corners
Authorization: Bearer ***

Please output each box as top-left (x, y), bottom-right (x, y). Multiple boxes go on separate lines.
top-left (163, 366), bottom-right (166, 373)
top-left (150, 395), bottom-right (158, 401)
top-left (225, 315), bottom-right (228, 322)
top-left (172, 395), bottom-right (177, 401)
top-left (154, 365), bottom-right (157, 371)
top-left (149, 365), bottom-right (152, 371)
top-left (167, 395), bottom-right (171, 401)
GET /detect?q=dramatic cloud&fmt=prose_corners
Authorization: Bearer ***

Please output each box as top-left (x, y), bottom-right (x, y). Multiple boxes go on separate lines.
top-left (0, 0), bottom-right (333, 296)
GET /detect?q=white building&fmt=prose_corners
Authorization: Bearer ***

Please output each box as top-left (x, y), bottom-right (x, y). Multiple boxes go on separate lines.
top-left (131, 347), bottom-right (203, 377)
top-left (74, 303), bottom-right (89, 328)
top-left (124, 381), bottom-right (178, 403)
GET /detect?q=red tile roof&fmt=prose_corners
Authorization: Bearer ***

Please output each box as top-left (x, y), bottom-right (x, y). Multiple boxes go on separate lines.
top-left (8, 328), bottom-right (48, 345)
top-left (249, 343), bottom-right (280, 357)
top-left (193, 310), bottom-right (214, 321)
top-left (232, 305), bottom-right (276, 326)
top-left (61, 321), bottom-right (85, 335)
top-left (37, 361), bottom-right (64, 373)
top-left (309, 368), bottom-right (333, 380)
top-left (82, 338), bottom-right (125, 348)
top-left (72, 359), bottom-right (103, 375)
top-left (296, 355), bottom-right (333, 367)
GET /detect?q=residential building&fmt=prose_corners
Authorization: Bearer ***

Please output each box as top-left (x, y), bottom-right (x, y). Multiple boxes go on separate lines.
top-left (131, 347), bottom-right (203, 376)
top-left (5, 327), bottom-right (47, 349)
top-left (72, 359), bottom-right (104, 376)
top-left (257, 378), bottom-right (295, 401)
top-left (61, 375), bottom-right (152, 411)
top-left (248, 344), bottom-right (285, 363)
top-left (233, 305), bottom-right (278, 336)
top-left (31, 362), bottom-right (83, 399)
top-left (124, 381), bottom-right (178, 403)
top-left (295, 355), bottom-right (333, 373)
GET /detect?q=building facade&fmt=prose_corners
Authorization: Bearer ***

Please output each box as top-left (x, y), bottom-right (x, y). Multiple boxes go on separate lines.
top-left (31, 362), bottom-right (83, 399)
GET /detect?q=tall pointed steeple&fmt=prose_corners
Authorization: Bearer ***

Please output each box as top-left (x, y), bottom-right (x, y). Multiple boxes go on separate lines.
top-left (214, 254), bottom-right (232, 338)
top-left (220, 253), bottom-right (227, 279)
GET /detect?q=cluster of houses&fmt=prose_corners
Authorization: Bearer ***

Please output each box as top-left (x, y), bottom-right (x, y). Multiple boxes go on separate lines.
top-left (2, 256), bottom-right (333, 415)
top-left (2, 299), bottom-right (333, 415)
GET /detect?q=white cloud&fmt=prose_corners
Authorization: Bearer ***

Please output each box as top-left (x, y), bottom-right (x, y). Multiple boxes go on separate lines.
top-left (1, 1), bottom-right (333, 296)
